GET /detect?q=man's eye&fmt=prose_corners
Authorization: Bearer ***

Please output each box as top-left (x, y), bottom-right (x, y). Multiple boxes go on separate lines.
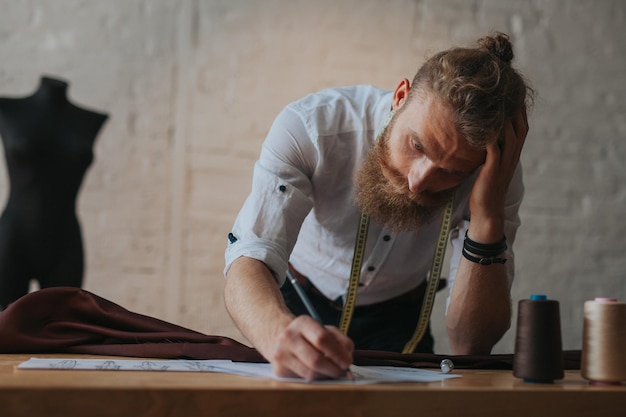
top-left (411, 140), bottom-right (423, 151)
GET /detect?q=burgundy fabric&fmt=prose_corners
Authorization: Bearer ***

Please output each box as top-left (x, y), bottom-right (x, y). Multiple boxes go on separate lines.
top-left (0, 287), bottom-right (265, 362)
top-left (0, 287), bottom-right (581, 370)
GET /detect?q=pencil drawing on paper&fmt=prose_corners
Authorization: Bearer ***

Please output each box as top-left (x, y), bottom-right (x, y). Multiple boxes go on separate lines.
top-left (49, 360), bottom-right (78, 369)
top-left (135, 361), bottom-right (171, 371)
top-left (96, 361), bottom-right (121, 370)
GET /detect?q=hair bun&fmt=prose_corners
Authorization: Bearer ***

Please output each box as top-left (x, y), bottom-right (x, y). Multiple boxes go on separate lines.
top-left (478, 32), bottom-right (514, 63)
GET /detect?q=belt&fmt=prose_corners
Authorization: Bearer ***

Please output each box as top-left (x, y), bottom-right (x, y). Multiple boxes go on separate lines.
top-left (287, 264), bottom-right (445, 313)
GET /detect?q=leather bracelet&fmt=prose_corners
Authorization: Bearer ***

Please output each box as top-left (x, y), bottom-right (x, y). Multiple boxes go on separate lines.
top-left (462, 247), bottom-right (507, 265)
top-left (463, 230), bottom-right (507, 257)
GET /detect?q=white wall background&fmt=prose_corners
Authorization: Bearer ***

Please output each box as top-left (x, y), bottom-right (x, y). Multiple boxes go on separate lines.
top-left (0, 0), bottom-right (624, 355)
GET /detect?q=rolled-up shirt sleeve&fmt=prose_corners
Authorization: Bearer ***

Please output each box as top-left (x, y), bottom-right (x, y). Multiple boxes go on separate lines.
top-left (224, 106), bottom-right (318, 285)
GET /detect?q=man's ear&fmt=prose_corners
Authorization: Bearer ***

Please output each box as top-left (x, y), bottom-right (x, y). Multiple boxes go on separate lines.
top-left (392, 78), bottom-right (411, 111)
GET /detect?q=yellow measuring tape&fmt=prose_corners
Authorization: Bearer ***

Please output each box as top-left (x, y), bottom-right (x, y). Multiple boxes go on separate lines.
top-left (338, 200), bottom-right (454, 353)
top-left (338, 212), bottom-right (370, 334)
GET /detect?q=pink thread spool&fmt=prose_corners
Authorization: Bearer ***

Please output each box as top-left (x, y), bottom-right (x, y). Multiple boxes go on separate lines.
top-left (581, 298), bottom-right (626, 385)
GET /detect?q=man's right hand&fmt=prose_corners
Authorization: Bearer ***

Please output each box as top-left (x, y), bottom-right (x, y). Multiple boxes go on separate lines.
top-left (224, 256), bottom-right (354, 381)
top-left (267, 315), bottom-right (354, 380)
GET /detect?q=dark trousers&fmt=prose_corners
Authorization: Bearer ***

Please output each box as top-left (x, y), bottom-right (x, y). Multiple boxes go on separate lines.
top-left (280, 269), bottom-right (435, 353)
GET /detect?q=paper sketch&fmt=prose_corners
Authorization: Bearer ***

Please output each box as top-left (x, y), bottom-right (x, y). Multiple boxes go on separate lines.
top-left (17, 357), bottom-right (460, 385)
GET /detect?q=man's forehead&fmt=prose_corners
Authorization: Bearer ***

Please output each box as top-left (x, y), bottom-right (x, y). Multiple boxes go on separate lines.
top-left (408, 127), bottom-right (483, 175)
top-left (401, 99), bottom-right (485, 172)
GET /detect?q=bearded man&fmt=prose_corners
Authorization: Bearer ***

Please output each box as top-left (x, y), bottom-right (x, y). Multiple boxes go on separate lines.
top-left (224, 32), bottom-right (534, 380)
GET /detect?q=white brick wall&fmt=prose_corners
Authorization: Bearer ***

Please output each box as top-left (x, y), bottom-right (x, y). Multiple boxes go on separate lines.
top-left (0, 0), bottom-right (624, 354)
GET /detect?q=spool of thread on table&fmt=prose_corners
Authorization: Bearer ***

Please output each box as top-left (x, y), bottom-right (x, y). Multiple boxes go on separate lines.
top-left (513, 294), bottom-right (564, 383)
top-left (581, 298), bottom-right (626, 385)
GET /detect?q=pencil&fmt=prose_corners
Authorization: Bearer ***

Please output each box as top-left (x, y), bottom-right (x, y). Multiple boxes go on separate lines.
top-left (286, 269), bottom-right (355, 382)
top-left (286, 269), bottom-right (323, 323)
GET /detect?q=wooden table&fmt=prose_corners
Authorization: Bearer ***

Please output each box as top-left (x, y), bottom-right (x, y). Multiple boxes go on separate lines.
top-left (0, 354), bottom-right (624, 417)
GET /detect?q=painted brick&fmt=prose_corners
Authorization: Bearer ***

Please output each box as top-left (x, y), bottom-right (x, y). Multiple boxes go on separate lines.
top-left (0, 0), bottom-right (624, 355)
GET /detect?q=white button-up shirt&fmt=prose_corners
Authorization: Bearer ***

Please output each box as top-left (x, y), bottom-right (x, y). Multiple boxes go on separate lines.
top-left (225, 85), bottom-right (523, 307)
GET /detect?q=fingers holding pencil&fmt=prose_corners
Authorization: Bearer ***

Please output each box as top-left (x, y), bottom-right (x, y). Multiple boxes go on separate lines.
top-left (271, 315), bottom-right (354, 380)
top-left (277, 270), bottom-right (354, 380)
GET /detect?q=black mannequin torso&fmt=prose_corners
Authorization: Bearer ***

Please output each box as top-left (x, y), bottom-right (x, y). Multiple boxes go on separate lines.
top-left (0, 76), bottom-right (108, 309)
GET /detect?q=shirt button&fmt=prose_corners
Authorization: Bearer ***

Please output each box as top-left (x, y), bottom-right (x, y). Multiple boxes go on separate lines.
top-left (367, 266), bottom-right (375, 272)
top-left (383, 235), bottom-right (391, 241)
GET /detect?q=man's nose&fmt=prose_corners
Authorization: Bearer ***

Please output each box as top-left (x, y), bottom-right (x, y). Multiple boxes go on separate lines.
top-left (407, 160), bottom-right (435, 193)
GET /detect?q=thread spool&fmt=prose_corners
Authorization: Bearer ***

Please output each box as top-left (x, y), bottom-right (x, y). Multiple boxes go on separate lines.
top-left (581, 298), bottom-right (626, 385)
top-left (513, 294), bottom-right (564, 383)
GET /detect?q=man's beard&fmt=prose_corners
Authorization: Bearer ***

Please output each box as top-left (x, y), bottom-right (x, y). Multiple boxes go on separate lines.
top-left (354, 116), bottom-right (454, 233)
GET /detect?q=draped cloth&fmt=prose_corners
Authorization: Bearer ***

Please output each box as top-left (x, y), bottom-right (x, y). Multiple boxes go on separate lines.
top-left (0, 287), bottom-right (581, 370)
